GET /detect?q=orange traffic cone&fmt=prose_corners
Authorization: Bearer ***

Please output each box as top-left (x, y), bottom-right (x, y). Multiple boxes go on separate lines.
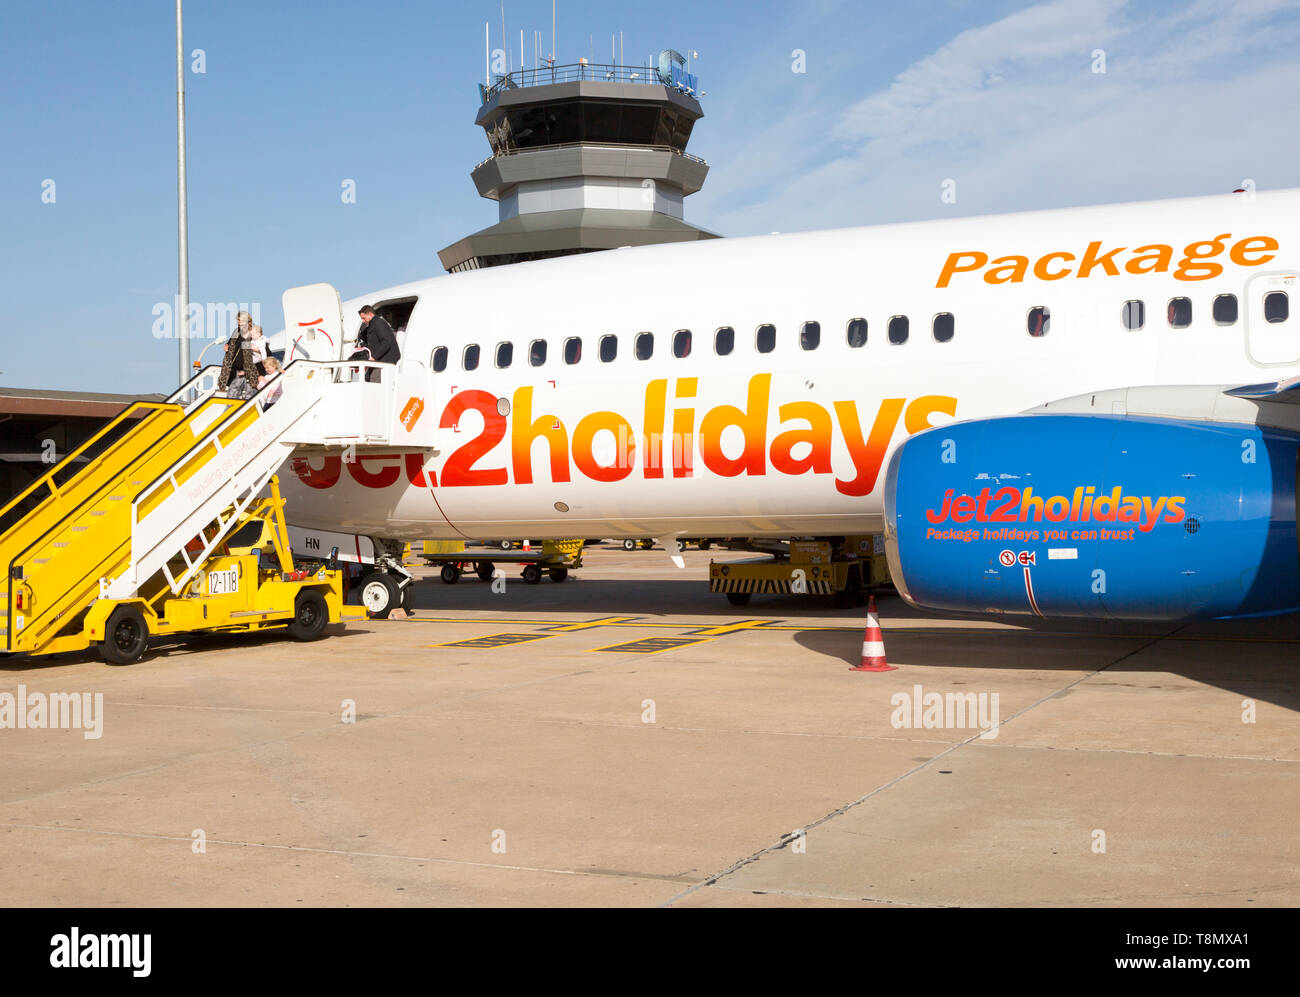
top-left (851, 595), bottom-right (897, 672)
top-left (522, 539), bottom-right (531, 552)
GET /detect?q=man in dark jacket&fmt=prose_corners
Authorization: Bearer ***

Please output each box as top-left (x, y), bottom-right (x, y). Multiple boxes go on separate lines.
top-left (354, 304), bottom-right (401, 380)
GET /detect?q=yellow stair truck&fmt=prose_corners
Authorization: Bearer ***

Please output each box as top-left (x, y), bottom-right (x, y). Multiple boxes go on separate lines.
top-left (1, 283), bottom-right (444, 663)
top-left (0, 367), bottom-right (346, 664)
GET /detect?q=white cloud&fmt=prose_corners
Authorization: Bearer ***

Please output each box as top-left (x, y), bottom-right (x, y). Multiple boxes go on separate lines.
top-left (705, 0), bottom-right (1300, 235)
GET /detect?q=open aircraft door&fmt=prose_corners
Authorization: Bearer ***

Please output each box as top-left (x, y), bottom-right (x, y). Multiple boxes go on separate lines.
top-left (283, 282), bottom-right (345, 362)
top-left (1245, 270), bottom-right (1300, 366)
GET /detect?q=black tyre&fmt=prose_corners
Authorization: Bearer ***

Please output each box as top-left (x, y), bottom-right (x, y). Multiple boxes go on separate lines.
top-left (475, 561), bottom-right (495, 582)
top-left (522, 563), bottom-right (543, 585)
top-left (639, 539), bottom-right (654, 550)
top-left (499, 539), bottom-right (512, 550)
top-left (101, 605), bottom-right (148, 665)
top-left (440, 563), bottom-right (461, 585)
top-left (698, 540), bottom-right (712, 550)
top-left (287, 589), bottom-right (328, 641)
top-left (361, 572), bottom-right (400, 619)
top-left (548, 566), bottom-right (569, 583)
top-left (622, 539), bottom-right (637, 551)
top-left (835, 566), bottom-right (863, 609)
top-left (725, 592), bottom-right (751, 607)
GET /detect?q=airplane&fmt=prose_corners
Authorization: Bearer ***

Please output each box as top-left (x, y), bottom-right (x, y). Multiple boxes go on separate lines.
top-left (269, 187), bottom-right (1300, 623)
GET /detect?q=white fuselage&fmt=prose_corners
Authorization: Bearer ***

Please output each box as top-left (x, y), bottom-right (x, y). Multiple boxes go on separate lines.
top-left (276, 189), bottom-right (1300, 541)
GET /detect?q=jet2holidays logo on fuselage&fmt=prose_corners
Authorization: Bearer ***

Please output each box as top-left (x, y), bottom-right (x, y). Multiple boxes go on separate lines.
top-left (291, 374), bottom-right (957, 496)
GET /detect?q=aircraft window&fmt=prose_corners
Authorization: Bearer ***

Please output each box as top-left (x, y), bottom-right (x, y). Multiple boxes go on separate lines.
top-left (496, 342), bottom-right (513, 368)
top-left (673, 329), bottom-right (692, 358)
top-left (529, 339), bottom-right (547, 366)
top-left (1027, 306), bottom-right (1050, 337)
top-left (756, 324), bottom-right (776, 353)
top-left (800, 321), bottom-right (821, 351)
top-left (599, 334), bottom-right (618, 362)
top-left (846, 318), bottom-right (868, 348)
top-left (714, 326), bottom-right (734, 356)
top-left (463, 344), bottom-right (480, 371)
top-left (1265, 291), bottom-right (1289, 324)
top-left (1122, 300), bottom-right (1145, 330)
top-left (1167, 297), bottom-right (1192, 328)
top-left (635, 332), bottom-right (654, 360)
top-left (1212, 294), bottom-right (1238, 325)
top-left (933, 313), bottom-right (954, 343)
top-left (431, 347), bottom-right (448, 372)
top-left (888, 315), bottom-right (909, 344)
top-left (564, 337), bottom-right (582, 364)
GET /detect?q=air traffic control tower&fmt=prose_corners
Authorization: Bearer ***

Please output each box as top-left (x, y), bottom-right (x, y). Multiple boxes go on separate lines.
top-left (438, 50), bottom-right (719, 273)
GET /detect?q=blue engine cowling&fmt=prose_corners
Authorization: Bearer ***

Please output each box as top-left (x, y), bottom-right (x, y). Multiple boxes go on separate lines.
top-left (883, 414), bottom-right (1300, 620)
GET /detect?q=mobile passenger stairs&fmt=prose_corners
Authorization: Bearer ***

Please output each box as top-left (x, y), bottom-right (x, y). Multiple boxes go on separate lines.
top-left (0, 284), bottom-right (436, 664)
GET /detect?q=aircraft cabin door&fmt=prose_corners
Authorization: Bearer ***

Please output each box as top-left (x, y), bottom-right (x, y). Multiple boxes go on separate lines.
top-left (1245, 270), bottom-right (1299, 366)
top-left (282, 283), bottom-right (345, 362)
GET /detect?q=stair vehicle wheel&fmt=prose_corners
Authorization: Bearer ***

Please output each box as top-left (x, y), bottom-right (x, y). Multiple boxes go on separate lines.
top-left (287, 589), bottom-right (328, 641)
top-left (835, 566), bottom-right (863, 609)
top-left (726, 592), bottom-right (751, 607)
top-left (522, 563), bottom-right (543, 585)
top-left (101, 605), bottom-right (149, 665)
top-left (475, 561), bottom-right (495, 582)
top-left (548, 566), bottom-right (569, 583)
top-left (440, 563), bottom-right (461, 585)
top-left (362, 572), bottom-right (400, 619)
top-left (622, 539), bottom-right (637, 551)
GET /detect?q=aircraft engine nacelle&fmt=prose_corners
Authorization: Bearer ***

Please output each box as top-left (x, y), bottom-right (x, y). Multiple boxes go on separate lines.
top-left (883, 414), bottom-right (1300, 620)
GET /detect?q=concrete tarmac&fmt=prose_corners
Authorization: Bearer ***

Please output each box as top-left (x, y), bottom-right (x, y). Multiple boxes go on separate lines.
top-left (2, 546), bottom-right (1296, 907)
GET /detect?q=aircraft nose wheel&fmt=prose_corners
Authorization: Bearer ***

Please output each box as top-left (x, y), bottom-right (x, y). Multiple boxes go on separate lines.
top-left (361, 573), bottom-right (400, 619)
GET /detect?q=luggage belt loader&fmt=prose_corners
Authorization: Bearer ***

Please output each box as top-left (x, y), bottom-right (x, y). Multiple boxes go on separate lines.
top-left (1, 326), bottom-right (440, 663)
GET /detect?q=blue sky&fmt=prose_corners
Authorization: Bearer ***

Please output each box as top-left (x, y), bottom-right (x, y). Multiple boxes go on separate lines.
top-left (2, 0), bottom-right (1299, 393)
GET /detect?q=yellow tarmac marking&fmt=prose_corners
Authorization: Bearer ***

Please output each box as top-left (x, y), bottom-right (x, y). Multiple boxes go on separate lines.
top-left (431, 632), bottom-right (554, 649)
top-left (588, 636), bottom-right (714, 655)
top-left (687, 619), bottom-right (780, 637)
top-left (543, 615), bottom-right (639, 632)
top-left (396, 615), bottom-right (1300, 644)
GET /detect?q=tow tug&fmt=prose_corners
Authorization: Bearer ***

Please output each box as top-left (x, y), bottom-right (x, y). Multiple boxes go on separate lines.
top-left (708, 535), bottom-right (891, 608)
